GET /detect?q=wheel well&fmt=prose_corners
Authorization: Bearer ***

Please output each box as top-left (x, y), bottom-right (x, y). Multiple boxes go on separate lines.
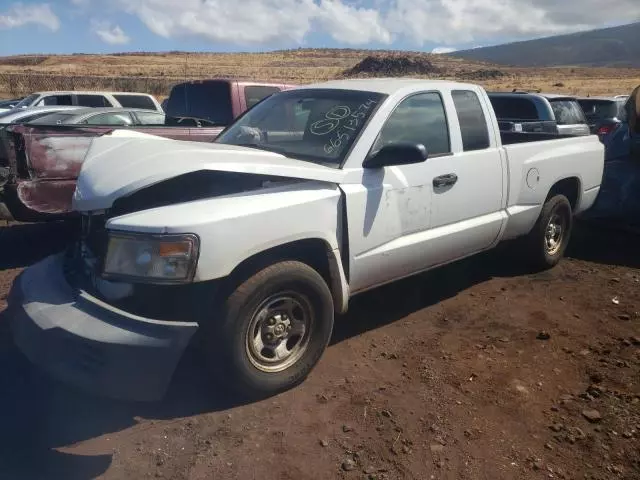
top-left (547, 177), bottom-right (580, 211)
top-left (224, 239), bottom-right (345, 313)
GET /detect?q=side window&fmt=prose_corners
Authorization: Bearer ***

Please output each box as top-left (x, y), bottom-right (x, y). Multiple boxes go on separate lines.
top-left (374, 92), bottom-right (450, 156)
top-left (42, 95), bottom-right (73, 106)
top-left (135, 111), bottom-right (166, 125)
top-left (244, 86), bottom-right (281, 109)
top-left (452, 90), bottom-right (490, 151)
top-left (83, 112), bottom-right (133, 125)
top-left (76, 94), bottom-right (110, 107)
top-left (114, 94), bottom-right (157, 110)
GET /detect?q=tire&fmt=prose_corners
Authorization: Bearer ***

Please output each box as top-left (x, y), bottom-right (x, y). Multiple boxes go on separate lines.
top-left (203, 261), bottom-right (334, 399)
top-left (524, 194), bottom-right (573, 270)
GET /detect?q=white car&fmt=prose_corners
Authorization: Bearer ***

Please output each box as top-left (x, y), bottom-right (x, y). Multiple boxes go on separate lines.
top-left (3, 90), bottom-right (162, 113)
top-left (8, 78), bottom-right (604, 401)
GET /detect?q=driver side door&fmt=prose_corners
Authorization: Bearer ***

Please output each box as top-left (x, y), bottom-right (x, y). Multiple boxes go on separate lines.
top-left (342, 91), bottom-right (453, 293)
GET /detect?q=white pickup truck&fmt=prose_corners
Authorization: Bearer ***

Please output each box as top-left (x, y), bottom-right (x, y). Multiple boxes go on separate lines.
top-left (8, 79), bottom-right (604, 401)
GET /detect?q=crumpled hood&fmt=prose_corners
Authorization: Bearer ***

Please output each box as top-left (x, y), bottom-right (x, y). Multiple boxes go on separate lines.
top-left (72, 131), bottom-right (348, 212)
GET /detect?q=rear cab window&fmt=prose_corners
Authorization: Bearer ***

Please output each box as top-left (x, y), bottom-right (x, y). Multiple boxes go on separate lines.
top-left (165, 82), bottom-right (233, 125)
top-left (489, 97), bottom-right (540, 120)
top-left (452, 90), bottom-right (490, 151)
top-left (244, 86), bottom-right (281, 109)
top-left (548, 99), bottom-right (587, 125)
top-left (114, 94), bottom-right (157, 110)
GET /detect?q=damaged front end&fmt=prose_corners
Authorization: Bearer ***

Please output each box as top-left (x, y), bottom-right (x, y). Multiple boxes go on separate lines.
top-left (9, 133), bottom-right (345, 401)
top-left (8, 168), bottom-right (310, 401)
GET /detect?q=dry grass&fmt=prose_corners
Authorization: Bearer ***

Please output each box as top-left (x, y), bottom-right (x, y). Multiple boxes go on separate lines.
top-left (0, 49), bottom-right (638, 99)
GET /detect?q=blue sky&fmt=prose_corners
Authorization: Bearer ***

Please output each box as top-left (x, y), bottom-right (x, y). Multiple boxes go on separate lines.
top-left (1, 0), bottom-right (639, 56)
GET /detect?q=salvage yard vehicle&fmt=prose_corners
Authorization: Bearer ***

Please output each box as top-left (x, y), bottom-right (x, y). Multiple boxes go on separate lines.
top-left (0, 79), bottom-right (298, 221)
top-left (7, 78), bottom-right (604, 402)
top-left (576, 96), bottom-right (628, 140)
top-left (0, 105), bottom-right (83, 125)
top-left (488, 91), bottom-right (591, 136)
top-left (6, 90), bottom-right (163, 112)
top-left (164, 78), bottom-right (298, 125)
top-left (29, 107), bottom-right (169, 126)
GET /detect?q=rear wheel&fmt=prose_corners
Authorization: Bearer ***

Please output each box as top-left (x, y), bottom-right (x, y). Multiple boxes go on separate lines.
top-left (203, 261), bottom-right (334, 399)
top-left (524, 194), bottom-right (573, 269)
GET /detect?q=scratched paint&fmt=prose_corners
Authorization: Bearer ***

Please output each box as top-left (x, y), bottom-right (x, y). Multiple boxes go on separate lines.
top-left (16, 179), bottom-right (77, 214)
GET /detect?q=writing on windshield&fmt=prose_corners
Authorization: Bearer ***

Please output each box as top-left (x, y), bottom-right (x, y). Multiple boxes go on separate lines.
top-left (307, 100), bottom-right (379, 156)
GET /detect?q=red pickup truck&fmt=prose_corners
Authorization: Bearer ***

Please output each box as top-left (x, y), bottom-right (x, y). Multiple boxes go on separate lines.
top-left (0, 79), bottom-right (297, 221)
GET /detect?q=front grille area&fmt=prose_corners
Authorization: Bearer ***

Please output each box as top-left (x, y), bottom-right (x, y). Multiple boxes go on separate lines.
top-left (66, 212), bottom-right (218, 323)
top-left (81, 213), bottom-right (108, 261)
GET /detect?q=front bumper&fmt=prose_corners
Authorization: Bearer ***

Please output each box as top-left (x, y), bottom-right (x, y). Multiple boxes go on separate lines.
top-left (7, 253), bottom-right (199, 401)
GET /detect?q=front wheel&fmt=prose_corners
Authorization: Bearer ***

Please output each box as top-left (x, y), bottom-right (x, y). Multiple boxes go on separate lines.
top-left (524, 194), bottom-right (573, 269)
top-left (202, 261), bottom-right (334, 399)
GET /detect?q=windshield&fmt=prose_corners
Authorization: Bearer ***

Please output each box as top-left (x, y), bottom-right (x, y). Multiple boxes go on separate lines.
top-left (14, 94), bottom-right (39, 109)
top-left (215, 88), bottom-right (385, 167)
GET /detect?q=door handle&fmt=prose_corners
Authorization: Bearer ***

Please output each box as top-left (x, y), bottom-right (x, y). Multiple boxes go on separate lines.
top-left (433, 173), bottom-right (458, 188)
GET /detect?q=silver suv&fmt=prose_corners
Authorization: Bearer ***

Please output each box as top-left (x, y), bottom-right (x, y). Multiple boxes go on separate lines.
top-left (9, 91), bottom-right (162, 112)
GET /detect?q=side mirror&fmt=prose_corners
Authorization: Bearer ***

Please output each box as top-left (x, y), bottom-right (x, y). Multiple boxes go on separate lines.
top-left (363, 143), bottom-right (428, 169)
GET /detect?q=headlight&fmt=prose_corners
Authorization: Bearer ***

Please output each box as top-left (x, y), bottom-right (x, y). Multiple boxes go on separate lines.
top-left (103, 232), bottom-right (199, 283)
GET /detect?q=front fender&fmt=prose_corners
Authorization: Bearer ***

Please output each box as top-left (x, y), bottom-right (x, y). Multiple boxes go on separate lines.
top-left (106, 181), bottom-right (343, 283)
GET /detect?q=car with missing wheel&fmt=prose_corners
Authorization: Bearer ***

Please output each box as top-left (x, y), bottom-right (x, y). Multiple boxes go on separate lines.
top-left (7, 78), bottom-right (604, 401)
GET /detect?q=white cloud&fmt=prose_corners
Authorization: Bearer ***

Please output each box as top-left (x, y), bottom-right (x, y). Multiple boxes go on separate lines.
top-left (0, 2), bottom-right (60, 31)
top-left (116, 0), bottom-right (390, 46)
top-left (314, 0), bottom-right (391, 45)
top-left (92, 21), bottom-right (131, 45)
top-left (69, 0), bottom-right (640, 48)
top-left (386, 0), bottom-right (640, 45)
top-left (431, 47), bottom-right (456, 54)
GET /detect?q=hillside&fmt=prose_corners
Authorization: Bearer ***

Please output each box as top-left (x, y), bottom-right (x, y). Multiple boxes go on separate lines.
top-left (0, 48), bottom-right (638, 99)
top-left (452, 22), bottom-right (640, 67)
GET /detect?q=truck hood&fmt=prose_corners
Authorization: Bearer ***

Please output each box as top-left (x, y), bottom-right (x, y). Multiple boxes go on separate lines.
top-left (73, 131), bottom-right (348, 212)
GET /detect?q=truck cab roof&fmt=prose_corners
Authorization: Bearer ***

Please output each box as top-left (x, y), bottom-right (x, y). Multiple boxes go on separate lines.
top-left (299, 78), bottom-right (482, 95)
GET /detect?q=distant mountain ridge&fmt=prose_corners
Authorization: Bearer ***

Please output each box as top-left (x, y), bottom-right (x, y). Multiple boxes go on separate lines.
top-left (451, 22), bottom-right (640, 67)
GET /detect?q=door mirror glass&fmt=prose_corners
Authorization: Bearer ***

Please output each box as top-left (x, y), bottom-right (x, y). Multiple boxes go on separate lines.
top-left (363, 143), bottom-right (428, 168)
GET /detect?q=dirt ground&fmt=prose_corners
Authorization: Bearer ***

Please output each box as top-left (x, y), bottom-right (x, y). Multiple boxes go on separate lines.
top-left (0, 219), bottom-right (638, 480)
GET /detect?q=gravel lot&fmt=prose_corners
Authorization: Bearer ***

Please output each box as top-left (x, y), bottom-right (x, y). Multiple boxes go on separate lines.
top-left (0, 220), bottom-right (638, 480)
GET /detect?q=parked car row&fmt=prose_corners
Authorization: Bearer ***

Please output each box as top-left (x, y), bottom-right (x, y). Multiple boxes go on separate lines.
top-left (486, 90), bottom-right (632, 141)
top-left (488, 91), bottom-right (591, 136)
